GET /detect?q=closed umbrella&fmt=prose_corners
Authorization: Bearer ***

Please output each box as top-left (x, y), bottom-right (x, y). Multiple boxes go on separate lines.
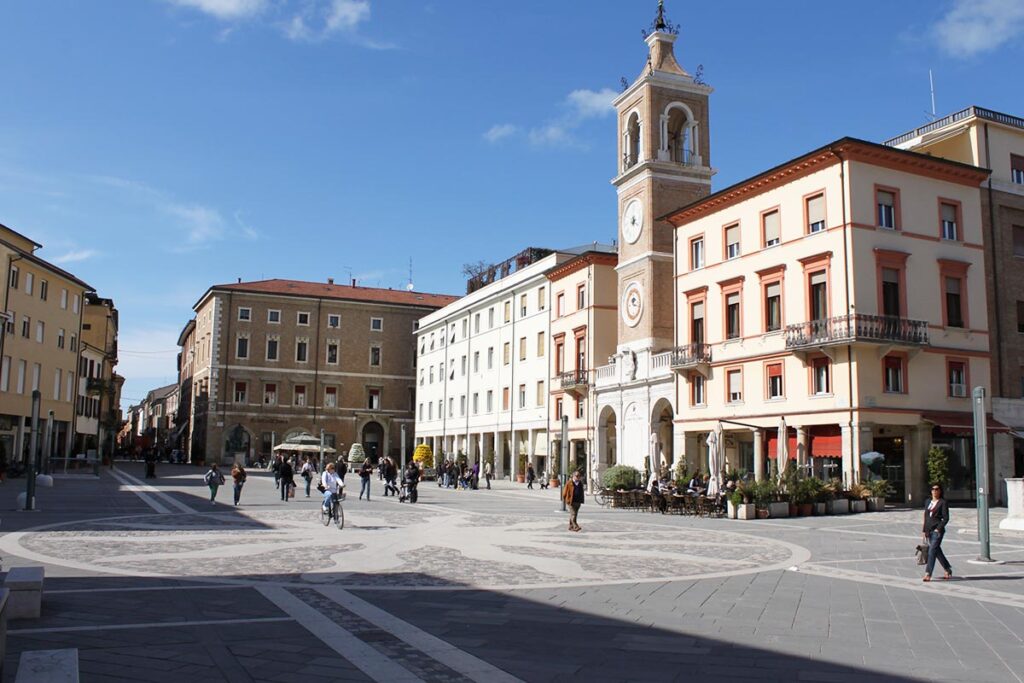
top-left (777, 416), bottom-right (789, 477)
top-left (706, 424), bottom-right (722, 496)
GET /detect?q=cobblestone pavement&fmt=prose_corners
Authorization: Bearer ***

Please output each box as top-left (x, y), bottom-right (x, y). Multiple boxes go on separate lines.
top-left (1, 462), bottom-right (1023, 682)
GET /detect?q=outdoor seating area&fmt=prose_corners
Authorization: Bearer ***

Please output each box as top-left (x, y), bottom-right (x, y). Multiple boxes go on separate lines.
top-left (598, 488), bottom-right (727, 517)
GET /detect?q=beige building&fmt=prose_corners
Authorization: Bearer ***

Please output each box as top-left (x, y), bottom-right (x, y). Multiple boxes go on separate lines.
top-left (665, 138), bottom-right (992, 505)
top-left (75, 293), bottom-right (121, 456)
top-left (182, 278), bottom-right (455, 465)
top-left (884, 106), bottom-right (1024, 488)
top-left (0, 222), bottom-right (91, 464)
top-left (547, 249), bottom-right (618, 477)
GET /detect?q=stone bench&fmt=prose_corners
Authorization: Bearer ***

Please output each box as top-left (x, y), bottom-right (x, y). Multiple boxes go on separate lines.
top-left (14, 649), bottom-right (79, 683)
top-left (4, 566), bottom-right (44, 619)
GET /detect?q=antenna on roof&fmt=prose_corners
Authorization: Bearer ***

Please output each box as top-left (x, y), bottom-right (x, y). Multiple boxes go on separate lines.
top-left (406, 257), bottom-right (414, 291)
top-left (927, 69), bottom-right (937, 120)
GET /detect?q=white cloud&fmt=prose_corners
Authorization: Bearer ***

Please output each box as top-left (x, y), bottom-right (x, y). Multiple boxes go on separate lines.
top-left (52, 249), bottom-right (99, 264)
top-left (164, 0), bottom-right (268, 21)
top-left (483, 124), bottom-right (519, 143)
top-left (165, 203), bottom-right (226, 246)
top-left (325, 0), bottom-right (370, 33)
top-left (566, 88), bottom-right (616, 119)
top-left (932, 0), bottom-right (1024, 58)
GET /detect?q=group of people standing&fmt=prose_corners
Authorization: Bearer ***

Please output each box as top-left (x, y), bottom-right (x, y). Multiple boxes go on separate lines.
top-left (437, 459), bottom-right (492, 490)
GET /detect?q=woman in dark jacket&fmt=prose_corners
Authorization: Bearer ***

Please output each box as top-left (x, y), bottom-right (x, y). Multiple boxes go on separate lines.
top-left (922, 484), bottom-right (952, 581)
top-left (279, 458), bottom-right (295, 502)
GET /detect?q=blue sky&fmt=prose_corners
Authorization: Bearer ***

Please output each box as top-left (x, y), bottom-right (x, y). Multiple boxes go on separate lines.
top-left (0, 0), bottom-right (1022, 409)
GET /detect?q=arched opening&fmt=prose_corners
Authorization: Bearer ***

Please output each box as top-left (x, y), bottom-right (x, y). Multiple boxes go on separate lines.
top-left (665, 106), bottom-right (692, 164)
top-left (651, 399), bottom-right (675, 472)
top-left (599, 406), bottom-right (618, 468)
top-left (623, 112), bottom-right (641, 170)
top-left (361, 421), bottom-right (384, 464)
top-left (224, 424), bottom-right (251, 466)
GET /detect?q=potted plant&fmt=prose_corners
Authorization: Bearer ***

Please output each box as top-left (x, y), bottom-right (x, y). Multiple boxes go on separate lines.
top-left (824, 479), bottom-right (849, 514)
top-left (516, 453), bottom-right (526, 483)
top-left (791, 478), bottom-right (817, 517)
top-left (602, 464), bottom-right (641, 492)
top-left (548, 459), bottom-right (561, 489)
top-left (348, 443), bottom-right (366, 465)
top-left (848, 482), bottom-right (869, 513)
top-left (752, 480), bottom-right (775, 519)
top-left (813, 479), bottom-right (830, 516)
top-left (866, 478), bottom-right (892, 511)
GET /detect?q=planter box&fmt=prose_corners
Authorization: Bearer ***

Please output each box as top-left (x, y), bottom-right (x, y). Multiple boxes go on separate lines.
top-left (736, 503), bottom-right (756, 520)
top-left (850, 500), bottom-right (867, 514)
top-left (756, 508), bottom-right (769, 519)
top-left (515, 475), bottom-right (525, 483)
top-left (798, 503), bottom-right (813, 517)
top-left (768, 501), bottom-right (790, 518)
top-left (827, 499), bottom-right (849, 515)
top-left (727, 500), bottom-right (738, 519)
top-left (813, 502), bottom-right (827, 516)
top-left (867, 496), bottom-right (886, 512)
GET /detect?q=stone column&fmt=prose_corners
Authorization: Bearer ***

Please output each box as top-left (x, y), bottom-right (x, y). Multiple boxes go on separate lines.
top-left (477, 433), bottom-right (484, 472)
top-left (493, 430), bottom-right (503, 479)
top-left (796, 427), bottom-right (809, 475)
top-left (527, 428), bottom-right (536, 469)
top-left (753, 429), bottom-right (764, 482)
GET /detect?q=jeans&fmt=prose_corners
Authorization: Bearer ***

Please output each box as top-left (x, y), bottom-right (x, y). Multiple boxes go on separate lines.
top-left (926, 530), bottom-right (952, 575)
top-left (233, 483), bottom-right (243, 505)
top-left (304, 477), bottom-right (312, 497)
top-left (485, 474), bottom-right (491, 490)
top-left (281, 482), bottom-right (290, 501)
top-left (360, 478), bottom-right (370, 499)
top-left (322, 490), bottom-right (335, 509)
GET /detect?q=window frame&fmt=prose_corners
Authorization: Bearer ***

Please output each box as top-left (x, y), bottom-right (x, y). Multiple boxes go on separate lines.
top-left (327, 314), bottom-right (341, 328)
top-left (689, 234), bottom-right (705, 271)
top-left (370, 317), bottom-right (383, 332)
top-left (804, 190), bottom-right (827, 234)
top-left (1011, 153), bottom-right (1024, 185)
top-left (882, 353), bottom-right (908, 394)
top-left (874, 184), bottom-right (901, 230)
top-left (757, 266), bottom-right (785, 334)
top-left (267, 309), bottom-right (281, 324)
top-left (760, 206), bottom-right (781, 248)
top-left (690, 372), bottom-right (706, 407)
top-left (236, 333), bottom-right (250, 360)
top-left (874, 249), bottom-right (909, 318)
top-left (810, 355), bottom-right (831, 396)
top-left (765, 361), bottom-right (785, 400)
top-left (296, 311), bottom-right (311, 326)
top-left (938, 259), bottom-right (970, 329)
top-left (266, 336), bottom-right (280, 362)
top-left (234, 381), bottom-right (247, 404)
top-left (723, 222), bottom-right (741, 260)
top-left (937, 197), bottom-right (962, 242)
top-left (720, 277), bottom-right (744, 341)
top-left (725, 366), bottom-right (743, 404)
top-left (237, 307), bottom-right (252, 322)
top-left (946, 358), bottom-right (969, 399)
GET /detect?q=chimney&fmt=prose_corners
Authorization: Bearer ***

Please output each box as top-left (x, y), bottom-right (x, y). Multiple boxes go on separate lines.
top-left (351, 278), bottom-right (357, 287)
top-left (327, 277), bottom-right (334, 285)
top-left (237, 277), bottom-right (241, 283)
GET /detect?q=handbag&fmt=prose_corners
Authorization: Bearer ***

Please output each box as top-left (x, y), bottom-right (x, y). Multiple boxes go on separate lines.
top-left (288, 483), bottom-right (296, 499)
top-left (316, 482), bottom-right (326, 493)
top-left (915, 544), bottom-right (928, 565)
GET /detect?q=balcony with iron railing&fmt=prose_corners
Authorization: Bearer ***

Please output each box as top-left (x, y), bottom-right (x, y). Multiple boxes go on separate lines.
top-left (785, 314), bottom-right (929, 350)
top-left (669, 342), bottom-right (712, 370)
top-left (559, 369), bottom-right (589, 394)
top-left (883, 106), bottom-right (1024, 147)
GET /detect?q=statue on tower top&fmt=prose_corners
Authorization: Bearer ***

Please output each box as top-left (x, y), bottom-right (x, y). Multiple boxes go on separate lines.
top-left (643, 1), bottom-right (679, 38)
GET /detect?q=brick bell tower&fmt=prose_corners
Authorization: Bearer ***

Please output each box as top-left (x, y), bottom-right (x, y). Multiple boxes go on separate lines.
top-left (613, 1), bottom-right (713, 354)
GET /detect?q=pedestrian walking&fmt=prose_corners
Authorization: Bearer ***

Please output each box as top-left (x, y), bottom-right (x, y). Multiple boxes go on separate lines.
top-left (204, 463), bottom-right (225, 505)
top-left (358, 458), bottom-right (373, 500)
top-left (144, 449), bottom-right (157, 479)
top-left (526, 464), bottom-right (536, 489)
top-left (336, 458), bottom-right (348, 483)
top-left (483, 460), bottom-right (492, 490)
top-left (272, 454), bottom-right (283, 489)
top-left (279, 458), bottom-right (295, 502)
top-left (922, 483), bottom-right (953, 581)
top-left (562, 470), bottom-right (585, 532)
top-left (231, 463), bottom-right (247, 506)
top-left (301, 456), bottom-right (316, 497)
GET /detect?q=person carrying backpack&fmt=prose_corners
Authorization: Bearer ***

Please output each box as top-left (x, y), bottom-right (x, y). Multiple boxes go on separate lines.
top-left (231, 464), bottom-right (247, 506)
top-left (204, 463), bottom-right (226, 505)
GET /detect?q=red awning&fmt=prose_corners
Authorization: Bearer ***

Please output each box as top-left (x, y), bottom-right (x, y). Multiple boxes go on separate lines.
top-left (766, 429), bottom-right (797, 459)
top-left (809, 424), bottom-right (842, 458)
top-left (922, 411), bottom-right (1009, 436)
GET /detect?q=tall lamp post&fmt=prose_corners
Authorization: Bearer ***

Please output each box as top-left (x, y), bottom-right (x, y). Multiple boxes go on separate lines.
top-left (971, 386), bottom-right (999, 564)
top-left (560, 415), bottom-right (568, 512)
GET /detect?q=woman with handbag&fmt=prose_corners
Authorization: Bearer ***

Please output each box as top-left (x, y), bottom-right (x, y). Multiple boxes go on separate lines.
top-left (922, 483), bottom-right (953, 582)
top-left (231, 464), bottom-right (247, 506)
top-left (279, 457), bottom-right (295, 502)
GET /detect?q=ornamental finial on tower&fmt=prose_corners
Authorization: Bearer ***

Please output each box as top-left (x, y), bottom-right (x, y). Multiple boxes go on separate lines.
top-left (655, 1), bottom-right (667, 30)
top-left (644, 1), bottom-right (679, 37)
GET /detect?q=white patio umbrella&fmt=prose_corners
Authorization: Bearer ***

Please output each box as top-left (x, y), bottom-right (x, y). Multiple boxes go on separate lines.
top-left (777, 416), bottom-right (789, 477)
top-left (706, 424), bottom-right (723, 496)
top-left (650, 433), bottom-right (660, 472)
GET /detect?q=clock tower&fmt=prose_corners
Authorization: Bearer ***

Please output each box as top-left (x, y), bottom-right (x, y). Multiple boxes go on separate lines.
top-left (613, 2), bottom-right (713, 353)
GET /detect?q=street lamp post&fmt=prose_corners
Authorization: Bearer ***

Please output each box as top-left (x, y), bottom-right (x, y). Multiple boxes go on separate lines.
top-left (971, 386), bottom-right (997, 563)
top-left (560, 415), bottom-right (568, 512)
top-left (24, 390), bottom-right (41, 511)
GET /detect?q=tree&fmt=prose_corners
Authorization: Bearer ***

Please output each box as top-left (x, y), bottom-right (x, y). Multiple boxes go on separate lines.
top-left (461, 261), bottom-right (490, 279)
top-left (927, 446), bottom-right (951, 488)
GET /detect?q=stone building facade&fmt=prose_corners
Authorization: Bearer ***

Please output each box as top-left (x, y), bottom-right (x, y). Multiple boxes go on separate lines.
top-left (181, 279), bottom-right (455, 465)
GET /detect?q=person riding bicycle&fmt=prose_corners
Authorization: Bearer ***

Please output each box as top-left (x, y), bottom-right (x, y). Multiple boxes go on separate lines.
top-left (321, 462), bottom-right (344, 512)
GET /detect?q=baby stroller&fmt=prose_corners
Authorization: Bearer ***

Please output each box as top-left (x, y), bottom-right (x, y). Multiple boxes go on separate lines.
top-left (399, 477), bottom-right (418, 503)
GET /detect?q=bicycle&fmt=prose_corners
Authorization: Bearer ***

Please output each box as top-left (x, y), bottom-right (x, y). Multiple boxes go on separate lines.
top-left (320, 491), bottom-right (345, 529)
top-left (594, 488), bottom-right (610, 507)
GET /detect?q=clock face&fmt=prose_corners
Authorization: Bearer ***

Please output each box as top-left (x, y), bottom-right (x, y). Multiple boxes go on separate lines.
top-left (622, 282), bottom-right (643, 327)
top-left (622, 198), bottom-right (644, 244)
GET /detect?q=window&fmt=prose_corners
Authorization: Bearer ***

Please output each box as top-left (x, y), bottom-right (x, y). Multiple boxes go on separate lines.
top-left (536, 380), bottom-right (545, 407)
top-left (448, 398), bottom-right (454, 417)
top-left (575, 336), bottom-right (586, 371)
top-left (766, 363), bottom-right (784, 399)
top-left (577, 285), bottom-right (586, 310)
top-left (72, 293), bottom-right (80, 313)
top-left (518, 384), bottom-right (526, 409)
top-left (370, 346), bottom-right (381, 366)
top-left (945, 277), bottom-right (964, 328)
top-left (268, 309), bottom-right (281, 323)
top-left (296, 338), bottom-right (308, 363)
top-left (16, 360), bottom-right (25, 394)
top-left (474, 313), bottom-right (480, 333)
top-left (367, 388), bottom-right (381, 410)
top-left (555, 398), bottom-right (563, 420)
top-left (537, 286), bottom-right (546, 310)
top-left (812, 357), bottom-right (830, 395)
top-left (234, 382), bottom-right (247, 403)
top-left (809, 271), bottom-right (828, 321)
top-left (555, 341), bottom-right (565, 373)
top-left (764, 282), bottom-right (781, 332)
top-left (726, 368), bottom-right (743, 403)
top-left (725, 224), bottom-right (740, 259)
top-left (487, 347), bottom-right (494, 369)
top-left (947, 360), bottom-right (967, 398)
top-left (503, 342), bottom-right (510, 366)
top-left (556, 293), bottom-right (565, 317)
top-left (881, 267), bottom-right (901, 317)
top-left (461, 318), bottom-right (468, 338)
top-left (940, 202), bottom-right (959, 241)
top-left (325, 386), bottom-right (337, 408)
top-left (502, 387), bottom-right (510, 411)
top-left (25, 273), bottom-right (33, 295)
top-left (690, 236), bottom-right (705, 269)
top-left (486, 390), bottom-right (493, 412)
top-left (327, 314), bottom-right (340, 328)
top-left (370, 317), bottom-right (383, 332)
top-left (51, 369), bottom-right (59, 400)
top-left (460, 395), bottom-right (466, 416)
top-left (3, 314), bottom-right (11, 336)
top-left (297, 312), bottom-right (310, 326)
top-left (39, 280), bottom-right (47, 301)
top-left (428, 402), bottom-right (433, 420)
top-left (883, 355), bottom-right (905, 393)
top-left (876, 188), bottom-right (897, 229)
top-left (1012, 154), bottom-right (1024, 184)
top-left (691, 301), bottom-right (705, 343)
top-left (461, 355), bottom-right (467, 376)
top-left (725, 292), bottom-right (740, 340)
top-left (8, 266), bottom-right (17, 289)
top-left (1, 356), bottom-right (8, 392)
top-left (520, 294), bottom-right (527, 317)
top-left (35, 321), bottom-right (44, 343)
top-left (21, 316), bottom-right (29, 338)
top-left (1018, 300), bottom-right (1024, 333)
top-left (519, 336), bottom-right (527, 361)
top-left (70, 334), bottom-right (77, 352)
top-left (488, 308), bottom-right (494, 328)
top-left (327, 341), bottom-right (338, 364)
top-left (266, 337), bottom-right (279, 361)
top-left (473, 393), bottom-right (480, 414)
top-left (806, 193), bottom-right (825, 233)
top-left (428, 366), bottom-right (434, 384)
top-left (691, 374), bottom-right (705, 406)
top-left (762, 210), bottom-right (780, 247)
top-left (238, 307), bottom-right (251, 321)
top-left (473, 351), bottom-right (479, 372)
top-left (236, 334), bottom-right (249, 359)
top-left (537, 331), bottom-right (545, 356)
top-left (449, 325), bottom-right (455, 344)
top-left (1014, 225), bottom-right (1024, 258)
top-left (576, 399), bottom-right (585, 419)
top-left (504, 301), bottom-right (511, 323)
top-left (60, 288), bottom-right (67, 309)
